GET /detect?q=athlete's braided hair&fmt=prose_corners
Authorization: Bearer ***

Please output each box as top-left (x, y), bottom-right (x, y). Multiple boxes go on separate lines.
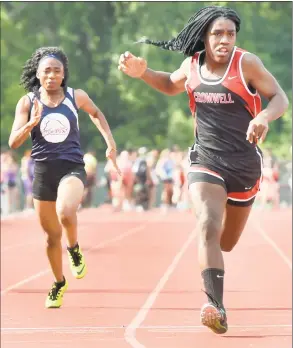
top-left (137, 6), bottom-right (240, 56)
top-left (20, 47), bottom-right (69, 96)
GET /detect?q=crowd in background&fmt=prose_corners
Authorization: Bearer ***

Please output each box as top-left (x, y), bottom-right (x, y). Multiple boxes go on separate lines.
top-left (1, 146), bottom-right (291, 217)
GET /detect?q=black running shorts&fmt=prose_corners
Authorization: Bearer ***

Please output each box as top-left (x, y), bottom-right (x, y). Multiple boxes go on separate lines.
top-left (33, 160), bottom-right (87, 201)
top-left (187, 144), bottom-right (263, 207)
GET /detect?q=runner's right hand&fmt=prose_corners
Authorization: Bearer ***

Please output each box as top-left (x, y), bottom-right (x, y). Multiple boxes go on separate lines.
top-left (28, 99), bottom-right (43, 127)
top-left (118, 51), bottom-right (147, 78)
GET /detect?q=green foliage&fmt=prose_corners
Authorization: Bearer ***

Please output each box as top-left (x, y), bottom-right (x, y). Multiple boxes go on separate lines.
top-left (167, 109), bottom-right (194, 150)
top-left (1, 2), bottom-right (292, 160)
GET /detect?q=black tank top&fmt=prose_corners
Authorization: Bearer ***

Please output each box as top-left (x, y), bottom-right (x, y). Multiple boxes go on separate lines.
top-left (185, 46), bottom-right (262, 157)
top-left (27, 87), bottom-right (84, 164)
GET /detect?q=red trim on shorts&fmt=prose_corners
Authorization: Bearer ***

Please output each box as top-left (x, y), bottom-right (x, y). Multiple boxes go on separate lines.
top-left (228, 179), bottom-right (260, 201)
top-left (189, 166), bottom-right (224, 181)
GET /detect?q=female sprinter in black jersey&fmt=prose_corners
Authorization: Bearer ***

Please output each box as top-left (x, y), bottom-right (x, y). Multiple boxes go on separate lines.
top-left (9, 47), bottom-right (121, 308)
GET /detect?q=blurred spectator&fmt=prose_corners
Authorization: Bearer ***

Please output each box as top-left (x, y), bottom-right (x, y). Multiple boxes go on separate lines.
top-left (1, 151), bottom-right (20, 214)
top-left (1, 144), bottom-right (291, 216)
top-left (258, 148), bottom-right (280, 209)
top-left (147, 149), bottom-right (160, 209)
top-left (20, 150), bottom-right (34, 210)
top-left (83, 150), bottom-right (98, 208)
top-left (132, 147), bottom-right (153, 211)
top-left (172, 150), bottom-right (186, 208)
top-left (107, 154), bottom-right (124, 212)
top-left (156, 148), bottom-right (176, 212)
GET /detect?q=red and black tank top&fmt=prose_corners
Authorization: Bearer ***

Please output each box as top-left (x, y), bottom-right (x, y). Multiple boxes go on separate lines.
top-left (185, 46), bottom-right (262, 155)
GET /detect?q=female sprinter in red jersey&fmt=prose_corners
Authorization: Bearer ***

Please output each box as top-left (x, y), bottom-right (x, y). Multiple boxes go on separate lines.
top-left (118, 6), bottom-right (289, 334)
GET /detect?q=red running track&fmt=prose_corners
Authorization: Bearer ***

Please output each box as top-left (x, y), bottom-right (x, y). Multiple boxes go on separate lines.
top-left (1, 205), bottom-right (292, 347)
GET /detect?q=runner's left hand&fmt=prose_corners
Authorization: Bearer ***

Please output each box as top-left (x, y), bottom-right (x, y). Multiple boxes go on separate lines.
top-left (106, 147), bottom-right (121, 176)
top-left (246, 112), bottom-right (269, 144)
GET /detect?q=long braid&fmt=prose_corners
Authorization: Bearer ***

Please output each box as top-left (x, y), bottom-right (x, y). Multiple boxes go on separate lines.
top-left (137, 6), bottom-right (241, 56)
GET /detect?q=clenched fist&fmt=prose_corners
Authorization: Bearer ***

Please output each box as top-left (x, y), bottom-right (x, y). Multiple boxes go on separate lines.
top-left (28, 99), bottom-right (43, 127)
top-left (118, 51), bottom-right (147, 78)
top-left (246, 112), bottom-right (269, 144)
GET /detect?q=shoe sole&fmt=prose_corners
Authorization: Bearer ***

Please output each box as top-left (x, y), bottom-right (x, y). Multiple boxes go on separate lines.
top-left (201, 304), bottom-right (228, 334)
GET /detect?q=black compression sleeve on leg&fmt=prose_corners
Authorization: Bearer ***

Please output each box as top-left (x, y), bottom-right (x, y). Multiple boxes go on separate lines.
top-left (201, 268), bottom-right (225, 307)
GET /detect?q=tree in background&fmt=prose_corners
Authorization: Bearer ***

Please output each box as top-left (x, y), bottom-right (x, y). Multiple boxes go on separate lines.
top-left (1, 2), bottom-right (292, 159)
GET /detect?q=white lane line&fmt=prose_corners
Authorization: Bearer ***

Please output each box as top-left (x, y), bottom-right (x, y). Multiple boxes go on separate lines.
top-left (1, 323), bottom-right (291, 334)
top-left (251, 217), bottom-right (292, 270)
top-left (124, 229), bottom-right (197, 348)
top-left (1, 224), bottom-right (146, 296)
top-left (1, 240), bottom-right (42, 252)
